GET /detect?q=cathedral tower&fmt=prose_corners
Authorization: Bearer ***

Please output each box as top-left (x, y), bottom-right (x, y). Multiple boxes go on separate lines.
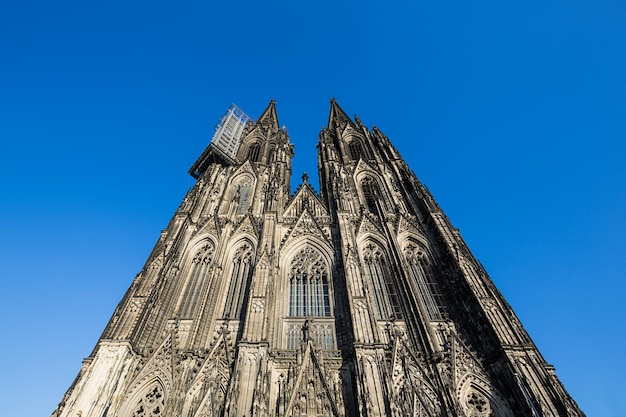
top-left (53, 100), bottom-right (584, 417)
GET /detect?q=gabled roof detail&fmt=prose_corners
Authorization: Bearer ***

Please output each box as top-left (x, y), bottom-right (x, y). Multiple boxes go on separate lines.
top-left (125, 335), bottom-right (173, 397)
top-left (239, 123), bottom-right (266, 144)
top-left (284, 341), bottom-right (341, 417)
top-left (195, 214), bottom-right (220, 237)
top-left (397, 213), bottom-right (422, 236)
top-left (231, 214), bottom-right (258, 239)
top-left (284, 180), bottom-right (329, 219)
top-left (354, 158), bottom-right (379, 175)
top-left (388, 329), bottom-right (443, 416)
top-left (357, 212), bottom-right (385, 238)
top-left (181, 326), bottom-right (233, 417)
top-left (231, 159), bottom-right (257, 178)
top-left (341, 123), bottom-right (363, 139)
top-left (447, 329), bottom-right (515, 416)
top-left (281, 208), bottom-right (330, 250)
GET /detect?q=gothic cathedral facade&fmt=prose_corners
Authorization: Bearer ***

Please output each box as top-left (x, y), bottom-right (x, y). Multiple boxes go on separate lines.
top-left (52, 100), bottom-right (584, 417)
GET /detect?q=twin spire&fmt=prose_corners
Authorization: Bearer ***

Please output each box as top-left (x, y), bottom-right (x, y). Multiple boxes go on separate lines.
top-left (255, 98), bottom-right (355, 132)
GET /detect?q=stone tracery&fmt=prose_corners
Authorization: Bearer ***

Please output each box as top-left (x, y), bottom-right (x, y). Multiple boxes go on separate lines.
top-left (130, 381), bottom-right (166, 417)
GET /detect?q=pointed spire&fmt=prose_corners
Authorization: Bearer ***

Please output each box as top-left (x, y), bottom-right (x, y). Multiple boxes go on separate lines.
top-left (257, 99), bottom-right (280, 131)
top-left (328, 98), bottom-right (355, 130)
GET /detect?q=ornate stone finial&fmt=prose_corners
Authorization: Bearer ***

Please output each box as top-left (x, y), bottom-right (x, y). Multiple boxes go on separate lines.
top-left (302, 172), bottom-right (309, 183)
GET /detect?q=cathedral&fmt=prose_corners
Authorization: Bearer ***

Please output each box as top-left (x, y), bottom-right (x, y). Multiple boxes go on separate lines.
top-left (52, 100), bottom-right (584, 417)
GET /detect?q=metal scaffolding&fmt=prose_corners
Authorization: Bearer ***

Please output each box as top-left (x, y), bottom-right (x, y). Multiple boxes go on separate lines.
top-left (210, 104), bottom-right (251, 159)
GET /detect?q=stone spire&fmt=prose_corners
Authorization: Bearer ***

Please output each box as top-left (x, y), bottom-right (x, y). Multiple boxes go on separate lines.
top-left (328, 97), bottom-right (356, 131)
top-left (256, 99), bottom-right (280, 132)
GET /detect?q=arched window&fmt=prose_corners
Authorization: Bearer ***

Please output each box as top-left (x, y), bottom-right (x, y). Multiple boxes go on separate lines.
top-left (404, 244), bottom-right (446, 320)
top-left (362, 242), bottom-right (402, 320)
top-left (348, 140), bottom-right (364, 160)
top-left (130, 381), bottom-right (165, 417)
top-left (361, 176), bottom-right (381, 215)
top-left (234, 180), bottom-right (252, 214)
top-left (223, 243), bottom-right (253, 319)
top-left (247, 143), bottom-right (261, 162)
top-left (178, 243), bottom-right (214, 319)
top-left (267, 144), bottom-right (276, 163)
top-left (288, 247), bottom-right (331, 317)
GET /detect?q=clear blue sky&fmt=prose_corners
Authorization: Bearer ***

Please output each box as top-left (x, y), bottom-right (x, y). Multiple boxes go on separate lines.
top-left (1, 1), bottom-right (624, 415)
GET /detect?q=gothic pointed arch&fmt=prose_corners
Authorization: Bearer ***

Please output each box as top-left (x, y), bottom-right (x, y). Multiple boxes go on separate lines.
top-left (282, 342), bottom-right (342, 417)
top-left (118, 337), bottom-right (173, 417)
top-left (353, 170), bottom-right (389, 217)
top-left (123, 377), bottom-right (167, 417)
top-left (287, 246), bottom-right (332, 318)
top-left (347, 137), bottom-right (366, 161)
top-left (401, 239), bottom-right (447, 321)
top-left (458, 379), bottom-right (514, 417)
top-left (247, 142), bottom-right (262, 162)
top-left (280, 238), bottom-right (336, 351)
top-left (221, 239), bottom-right (256, 320)
top-left (236, 128), bottom-right (265, 160)
top-left (359, 239), bottom-right (402, 321)
top-left (265, 140), bottom-right (278, 164)
top-left (389, 330), bottom-right (443, 417)
top-left (361, 176), bottom-right (382, 215)
top-left (181, 331), bottom-right (232, 417)
top-left (176, 238), bottom-right (217, 319)
top-left (221, 168), bottom-right (256, 216)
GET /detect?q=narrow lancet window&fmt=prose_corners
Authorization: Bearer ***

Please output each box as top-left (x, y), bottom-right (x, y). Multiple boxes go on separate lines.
top-left (362, 242), bottom-right (402, 320)
top-left (234, 180), bottom-right (252, 214)
top-left (361, 176), bottom-right (382, 215)
top-left (267, 144), bottom-right (276, 163)
top-left (224, 243), bottom-right (253, 319)
top-left (248, 143), bottom-right (261, 162)
top-left (404, 244), bottom-right (446, 320)
top-left (178, 243), bottom-right (214, 319)
top-left (348, 140), bottom-right (364, 160)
